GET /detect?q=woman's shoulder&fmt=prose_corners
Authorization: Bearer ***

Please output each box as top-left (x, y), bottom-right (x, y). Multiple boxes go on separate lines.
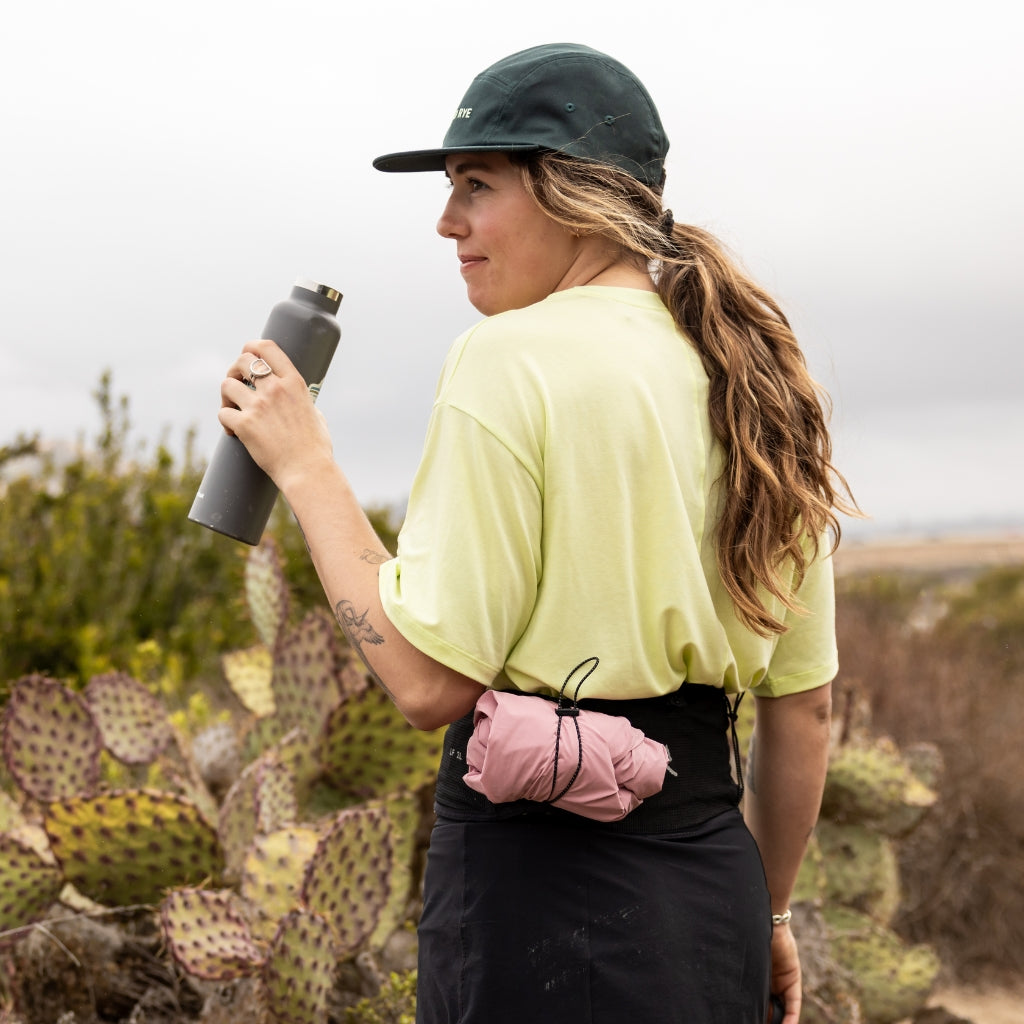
top-left (438, 286), bottom-right (681, 401)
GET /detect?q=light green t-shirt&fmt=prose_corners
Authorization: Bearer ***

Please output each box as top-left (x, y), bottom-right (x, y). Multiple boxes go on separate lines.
top-left (379, 286), bottom-right (837, 700)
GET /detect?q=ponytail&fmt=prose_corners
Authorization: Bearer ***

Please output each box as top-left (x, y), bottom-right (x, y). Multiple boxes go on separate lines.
top-left (658, 223), bottom-right (856, 634)
top-left (517, 152), bottom-right (858, 636)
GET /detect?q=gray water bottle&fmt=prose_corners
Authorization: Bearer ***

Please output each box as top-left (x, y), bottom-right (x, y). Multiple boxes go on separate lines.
top-left (188, 279), bottom-right (343, 544)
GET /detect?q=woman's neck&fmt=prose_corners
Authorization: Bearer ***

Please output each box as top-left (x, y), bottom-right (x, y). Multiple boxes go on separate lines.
top-left (584, 263), bottom-right (656, 292)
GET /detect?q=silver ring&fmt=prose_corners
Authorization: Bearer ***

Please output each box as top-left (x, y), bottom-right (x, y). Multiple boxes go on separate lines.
top-left (249, 357), bottom-right (273, 379)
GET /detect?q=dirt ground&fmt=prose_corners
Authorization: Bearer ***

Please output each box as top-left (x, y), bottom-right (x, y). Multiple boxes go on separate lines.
top-left (927, 984), bottom-right (1024, 1024)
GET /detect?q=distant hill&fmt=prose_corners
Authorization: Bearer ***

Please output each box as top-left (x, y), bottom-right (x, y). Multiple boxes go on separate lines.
top-left (835, 531), bottom-right (1024, 576)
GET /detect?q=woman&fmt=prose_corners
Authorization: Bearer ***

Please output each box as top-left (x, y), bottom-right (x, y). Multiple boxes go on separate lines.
top-left (219, 43), bottom-right (854, 1024)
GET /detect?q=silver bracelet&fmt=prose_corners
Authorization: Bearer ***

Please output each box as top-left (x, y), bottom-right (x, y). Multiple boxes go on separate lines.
top-left (772, 909), bottom-right (792, 926)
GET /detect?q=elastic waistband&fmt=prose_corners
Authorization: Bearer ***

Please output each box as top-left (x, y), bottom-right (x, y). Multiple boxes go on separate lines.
top-left (433, 684), bottom-right (741, 834)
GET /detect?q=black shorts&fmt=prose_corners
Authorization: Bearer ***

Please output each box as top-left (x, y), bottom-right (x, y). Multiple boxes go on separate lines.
top-left (416, 686), bottom-right (773, 1024)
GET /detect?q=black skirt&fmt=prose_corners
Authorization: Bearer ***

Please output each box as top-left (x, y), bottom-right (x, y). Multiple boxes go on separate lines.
top-left (416, 686), bottom-right (773, 1024)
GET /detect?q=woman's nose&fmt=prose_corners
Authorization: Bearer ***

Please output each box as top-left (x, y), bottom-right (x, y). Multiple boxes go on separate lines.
top-left (436, 194), bottom-right (466, 239)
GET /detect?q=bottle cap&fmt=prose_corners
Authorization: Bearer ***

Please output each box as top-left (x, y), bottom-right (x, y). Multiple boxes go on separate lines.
top-left (294, 278), bottom-right (342, 307)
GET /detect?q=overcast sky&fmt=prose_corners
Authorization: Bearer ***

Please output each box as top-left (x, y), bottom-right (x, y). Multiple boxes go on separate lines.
top-left (2, 0), bottom-right (1021, 538)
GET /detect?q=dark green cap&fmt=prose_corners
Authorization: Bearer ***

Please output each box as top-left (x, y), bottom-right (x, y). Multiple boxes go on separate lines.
top-left (373, 43), bottom-right (669, 187)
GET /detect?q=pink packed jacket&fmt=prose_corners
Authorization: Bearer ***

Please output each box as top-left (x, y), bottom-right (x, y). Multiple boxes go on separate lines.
top-left (463, 689), bottom-right (672, 822)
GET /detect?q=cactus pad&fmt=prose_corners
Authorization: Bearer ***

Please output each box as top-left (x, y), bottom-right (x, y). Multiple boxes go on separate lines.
top-left (190, 720), bottom-right (242, 795)
top-left (218, 752), bottom-right (298, 880)
top-left (320, 685), bottom-right (443, 800)
top-left (241, 826), bottom-right (320, 940)
top-left (272, 610), bottom-right (344, 736)
top-left (816, 819), bottom-right (901, 925)
top-left (222, 644), bottom-right (276, 717)
top-left (261, 908), bottom-right (336, 1024)
top-left (161, 887), bottom-right (263, 981)
top-left (273, 727), bottom-right (321, 807)
top-left (2, 675), bottom-right (102, 801)
top-left (0, 790), bottom-right (24, 832)
top-left (0, 833), bottom-right (63, 936)
top-left (822, 738), bottom-right (937, 835)
top-left (302, 804), bottom-right (393, 957)
top-left (246, 536), bottom-right (290, 649)
top-left (84, 671), bottom-right (173, 765)
top-left (825, 905), bottom-right (941, 1023)
top-left (218, 765), bottom-right (265, 882)
top-left (368, 792), bottom-right (421, 950)
top-left (44, 789), bottom-right (222, 905)
top-left (255, 758), bottom-right (297, 834)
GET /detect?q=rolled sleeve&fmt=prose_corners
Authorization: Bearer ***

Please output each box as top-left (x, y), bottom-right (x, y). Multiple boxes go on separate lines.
top-left (379, 403), bottom-right (542, 685)
top-left (750, 543), bottom-right (839, 698)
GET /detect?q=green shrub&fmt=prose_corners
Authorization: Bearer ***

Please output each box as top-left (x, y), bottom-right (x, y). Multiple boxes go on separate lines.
top-left (0, 373), bottom-right (400, 698)
top-left (346, 970), bottom-right (417, 1024)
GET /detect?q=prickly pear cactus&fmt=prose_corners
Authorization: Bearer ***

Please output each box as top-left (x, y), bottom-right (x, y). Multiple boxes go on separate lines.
top-left (0, 790), bottom-right (23, 832)
top-left (218, 749), bottom-right (298, 881)
top-left (190, 719), bottom-right (242, 796)
top-left (0, 833), bottom-right (63, 934)
top-left (223, 644), bottom-right (276, 717)
top-left (792, 833), bottom-right (826, 905)
top-left (321, 685), bottom-right (443, 800)
top-left (302, 804), bottom-right (393, 957)
top-left (2, 675), bottom-right (102, 801)
top-left (368, 792), bottom-right (420, 951)
top-left (816, 819), bottom-right (901, 926)
top-left (261, 908), bottom-right (336, 1024)
top-left (241, 826), bottom-right (320, 941)
top-left (246, 536), bottom-right (291, 649)
top-left (824, 905), bottom-right (940, 1024)
top-left (790, 905), bottom-right (864, 1024)
top-left (218, 763), bottom-right (265, 883)
top-left (272, 609), bottom-right (345, 737)
top-left (272, 727), bottom-right (321, 807)
top-left (84, 671), bottom-right (173, 765)
top-left (820, 738), bottom-right (936, 836)
top-left (44, 789), bottom-right (222, 904)
top-left (161, 887), bottom-right (262, 981)
top-left (254, 757), bottom-right (297, 834)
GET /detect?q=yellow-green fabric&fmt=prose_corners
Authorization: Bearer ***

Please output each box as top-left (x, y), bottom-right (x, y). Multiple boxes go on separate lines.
top-left (379, 286), bottom-right (837, 700)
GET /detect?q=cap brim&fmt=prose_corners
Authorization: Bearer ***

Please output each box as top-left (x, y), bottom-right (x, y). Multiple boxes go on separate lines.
top-left (373, 143), bottom-right (543, 173)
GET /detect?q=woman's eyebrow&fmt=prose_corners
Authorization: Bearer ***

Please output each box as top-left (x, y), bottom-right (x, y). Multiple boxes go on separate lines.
top-left (448, 160), bottom-right (494, 177)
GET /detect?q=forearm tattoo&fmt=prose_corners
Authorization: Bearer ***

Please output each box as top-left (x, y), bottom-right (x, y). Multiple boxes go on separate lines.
top-left (359, 549), bottom-right (389, 565)
top-left (334, 599), bottom-right (394, 700)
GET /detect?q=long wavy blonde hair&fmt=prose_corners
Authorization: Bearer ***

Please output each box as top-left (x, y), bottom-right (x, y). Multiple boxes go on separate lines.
top-left (515, 151), bottom-right (858, 637)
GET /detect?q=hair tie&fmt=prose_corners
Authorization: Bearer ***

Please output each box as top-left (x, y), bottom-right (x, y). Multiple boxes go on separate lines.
top-left (658, 208), bottom-right (681, 258)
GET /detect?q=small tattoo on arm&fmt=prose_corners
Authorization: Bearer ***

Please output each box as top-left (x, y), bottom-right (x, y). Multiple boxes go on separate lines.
top-left (359, 549), bottom-right (389, 565)
top-left (335, 599), bottom-right (394, 700)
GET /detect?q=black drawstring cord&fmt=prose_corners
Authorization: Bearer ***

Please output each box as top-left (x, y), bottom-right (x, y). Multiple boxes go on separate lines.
top-left (725, 690), bottom-right (745, 802)
top-left (547, 656), bottom-right (599, 804)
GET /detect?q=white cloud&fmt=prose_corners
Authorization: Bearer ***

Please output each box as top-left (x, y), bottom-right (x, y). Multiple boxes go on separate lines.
top-left (1, 0), bottom-right (1020, 533)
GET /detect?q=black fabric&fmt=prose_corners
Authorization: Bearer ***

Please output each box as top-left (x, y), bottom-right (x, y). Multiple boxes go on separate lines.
top-left (416, 809), bottom-right (772, 1024)
top-left (417, 684), bottom-right (772, 1023)
top-left (433, 683), bottom-right (742, 834)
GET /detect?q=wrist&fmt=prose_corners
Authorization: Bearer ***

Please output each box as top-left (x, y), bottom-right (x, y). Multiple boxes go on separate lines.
top-left (771, 908), bottom-right (792, 926)
top-left (276, 451), bottom-right (342, 504)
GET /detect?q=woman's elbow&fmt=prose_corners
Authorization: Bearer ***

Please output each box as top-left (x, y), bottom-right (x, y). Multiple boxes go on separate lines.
top-left (401, 701), bottom-right (454, 732)
top-left (392, 673), bottom-right (485, 732)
